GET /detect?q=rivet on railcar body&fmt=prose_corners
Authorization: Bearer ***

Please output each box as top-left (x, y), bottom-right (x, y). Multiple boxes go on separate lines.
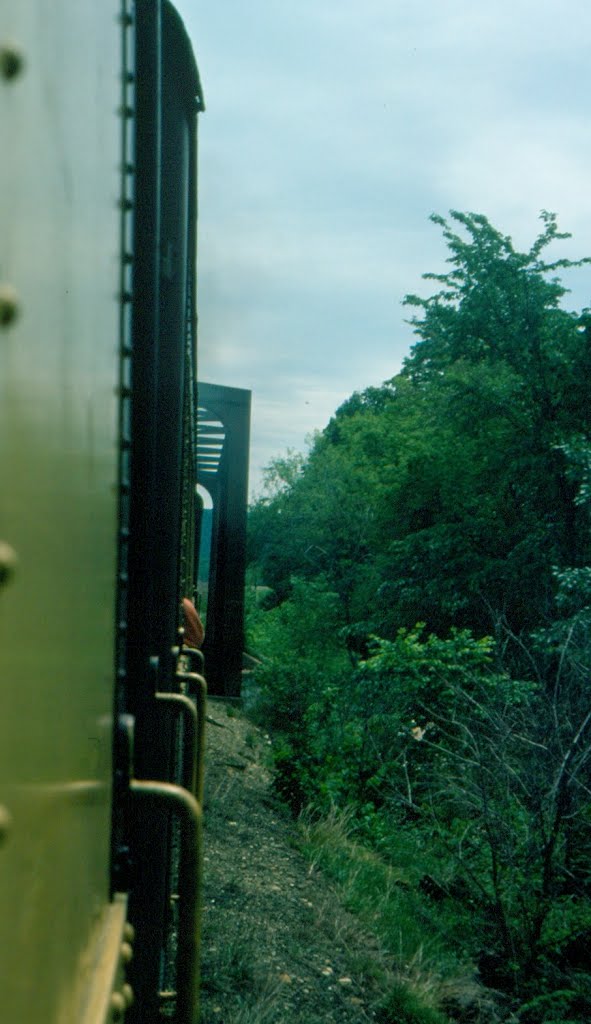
top-left (0, 284), bottom-right (20, 327)
top-left (0, 541), bottom-right (18, 587)
top-left (110, 991), bottom-right (127, 1021)
top-left (0, 44), bottom-right (25, 81)
top-left (0, 804), bottom-right (12, 845)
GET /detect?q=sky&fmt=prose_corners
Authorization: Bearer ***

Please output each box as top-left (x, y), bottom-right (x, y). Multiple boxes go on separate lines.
top-left (174, 0), bottom-right (591, 498)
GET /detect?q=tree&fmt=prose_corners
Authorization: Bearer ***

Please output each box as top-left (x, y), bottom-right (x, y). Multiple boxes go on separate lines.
top-left (246, 212), bottom-right (591, 1022)
top-left (402, 211), bottom-right (590, 400)
top-left (251, 213), bottom-right (591, 643)
top-left (384, 211), bottom-right (591, 636)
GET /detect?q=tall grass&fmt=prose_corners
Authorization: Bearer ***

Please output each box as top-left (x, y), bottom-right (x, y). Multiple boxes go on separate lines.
top-left (299, 808), bottom-right (499, 1024)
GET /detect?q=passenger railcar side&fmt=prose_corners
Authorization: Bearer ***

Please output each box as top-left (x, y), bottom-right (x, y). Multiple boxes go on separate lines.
top-left (0, 1), bottom-right (205, 1021)
top-left (115, 3), bottom-right (205, 1021)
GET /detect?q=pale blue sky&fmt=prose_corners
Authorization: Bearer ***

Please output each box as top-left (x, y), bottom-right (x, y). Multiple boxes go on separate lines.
top-left (175, 1), bottom-right (591, 496)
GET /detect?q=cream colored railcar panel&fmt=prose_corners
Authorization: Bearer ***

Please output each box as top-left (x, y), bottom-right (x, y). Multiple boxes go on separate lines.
top-left (0, 3), bottom-right (122, 1021)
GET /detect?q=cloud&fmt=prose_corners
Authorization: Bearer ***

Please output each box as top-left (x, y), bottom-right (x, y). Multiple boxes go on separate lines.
top-left (176, 0), bottom-right (591, 495)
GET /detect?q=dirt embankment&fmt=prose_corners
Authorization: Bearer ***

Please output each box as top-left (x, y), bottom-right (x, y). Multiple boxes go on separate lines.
top-left (199, 701), bottom-right (387, 1024)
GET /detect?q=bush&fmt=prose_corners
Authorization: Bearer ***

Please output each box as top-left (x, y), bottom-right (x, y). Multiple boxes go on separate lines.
top-left (376, 984), bottom-right (450, 1024)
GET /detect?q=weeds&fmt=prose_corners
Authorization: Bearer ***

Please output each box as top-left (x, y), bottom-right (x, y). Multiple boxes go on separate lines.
top-left (376, 983), bottom-right (449, 1024)
top-left (298, 807), bottom-right (503, 1024)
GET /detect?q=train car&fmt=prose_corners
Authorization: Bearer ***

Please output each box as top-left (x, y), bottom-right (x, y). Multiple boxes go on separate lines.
top-left (196, 382), bottom-right (251, 699)
top-left (0, 2), bottom-right (205, 1022)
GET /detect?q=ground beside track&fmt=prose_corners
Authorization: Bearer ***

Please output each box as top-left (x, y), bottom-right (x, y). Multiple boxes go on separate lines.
top-left (199, 700), bottom-right (391, 1024)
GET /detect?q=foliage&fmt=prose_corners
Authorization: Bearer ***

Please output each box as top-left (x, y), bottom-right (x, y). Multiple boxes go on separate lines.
top-left (248, 211), bottom-right (591, 642)
top-left (246, 211), bottom-right (591, 1022)
top-left (375, 986), bottom-right (450, 1024)
top-left (402, 210), bottom-right (591, 388)
top-left (251, 602), bottom-right (591, 1014)
top-left (300, 811), bottom-right (464, 1024)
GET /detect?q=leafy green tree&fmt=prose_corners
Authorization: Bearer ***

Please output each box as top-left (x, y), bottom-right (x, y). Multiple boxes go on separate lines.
top-left (380, 212), bottom-right (591, 636)
top-left (403, 211), bottom-right (591, 401)
top-left (248, 427), bottom-right (385, 625)
top-left (251, 212), bottom-right (590, 639)
top-left (246, 213), bottom-right (591, 1023)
